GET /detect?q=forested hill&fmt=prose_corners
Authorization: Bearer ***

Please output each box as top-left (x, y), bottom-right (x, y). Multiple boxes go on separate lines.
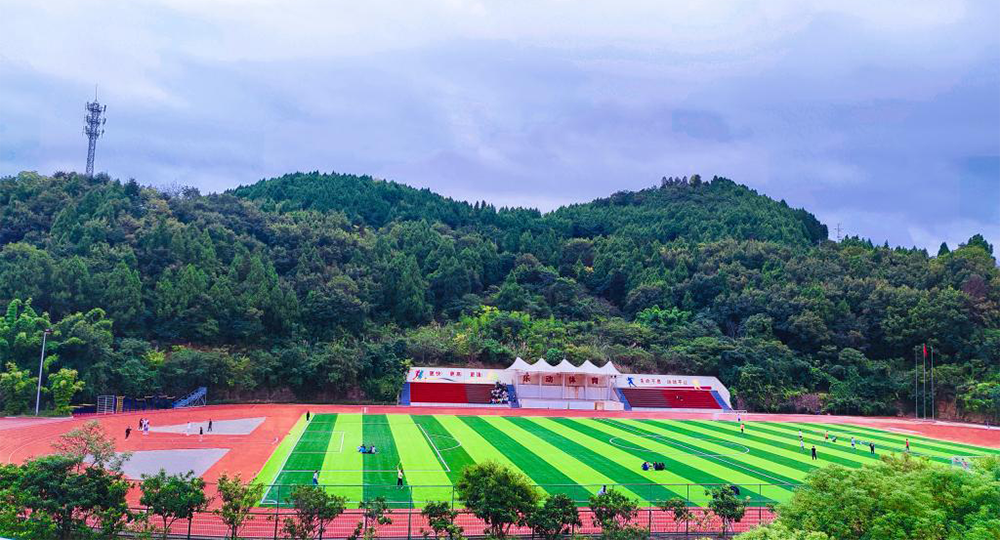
top-left (231, 171), bottom-right (826, 246)
top-left (1, 170), bottom-right (998, 422)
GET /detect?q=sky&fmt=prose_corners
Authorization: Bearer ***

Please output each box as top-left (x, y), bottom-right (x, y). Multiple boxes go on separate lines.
top-left (1, 0), bottom-right (998, 251)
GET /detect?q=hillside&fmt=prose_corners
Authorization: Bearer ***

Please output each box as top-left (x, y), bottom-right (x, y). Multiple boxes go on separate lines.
top-left (0, 170), bottom-right (997, 421)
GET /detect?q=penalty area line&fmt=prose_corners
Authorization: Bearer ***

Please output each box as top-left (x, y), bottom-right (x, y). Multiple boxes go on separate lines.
top-left (259, 413), bottom-right (312, 506)
top-left (598, 419), bottom-right (793, 487)
top-left (417, 424), bottom-right (452, 473)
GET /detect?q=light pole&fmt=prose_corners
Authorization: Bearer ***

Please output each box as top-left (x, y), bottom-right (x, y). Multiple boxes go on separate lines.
top-left (34, 328), bottom-right (52, 416)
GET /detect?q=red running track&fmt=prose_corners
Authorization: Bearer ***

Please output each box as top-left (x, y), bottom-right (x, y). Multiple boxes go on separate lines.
top-left (1, 403), bottom-right (997, 513)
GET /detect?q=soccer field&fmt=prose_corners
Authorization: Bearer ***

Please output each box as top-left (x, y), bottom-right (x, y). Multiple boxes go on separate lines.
top-left (254, 413), bottom-right (1000, 508)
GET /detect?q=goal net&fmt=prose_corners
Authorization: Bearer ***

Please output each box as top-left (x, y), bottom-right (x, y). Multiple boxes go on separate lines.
top-left (950, 456), bottom-right (982, 471)
top-left (96, 395), bottom-right (117, 415)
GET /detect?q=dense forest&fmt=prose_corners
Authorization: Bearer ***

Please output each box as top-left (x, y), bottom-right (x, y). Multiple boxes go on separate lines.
top-left (1, 170), bottom-right (997, 420)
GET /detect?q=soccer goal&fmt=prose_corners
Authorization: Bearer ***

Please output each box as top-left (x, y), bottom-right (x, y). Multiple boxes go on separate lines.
top-left (96, 395), bottom-right (117, 415)
top-left (950, 455), bottom-right (982, 471)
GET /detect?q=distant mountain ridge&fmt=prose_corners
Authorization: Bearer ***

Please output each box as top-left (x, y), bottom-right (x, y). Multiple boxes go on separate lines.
top-left (231, 171), bottom-right (827, 245)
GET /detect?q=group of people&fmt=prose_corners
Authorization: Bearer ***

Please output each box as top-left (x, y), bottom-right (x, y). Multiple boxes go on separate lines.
top-left (641, 461), bottom-right (667, 471)
top-left (357, 444), bottom-right (379, 454)
top-left (490, 382), bottom-right (509, 404)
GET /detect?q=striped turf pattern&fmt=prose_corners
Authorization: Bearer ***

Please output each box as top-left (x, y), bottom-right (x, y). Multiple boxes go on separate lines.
top-left (258, 413), bottom-right (1000, 508)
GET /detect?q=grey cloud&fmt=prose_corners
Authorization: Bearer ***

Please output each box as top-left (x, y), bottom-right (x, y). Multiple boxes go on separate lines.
top-left (0, 1), bottom-right (998, 251)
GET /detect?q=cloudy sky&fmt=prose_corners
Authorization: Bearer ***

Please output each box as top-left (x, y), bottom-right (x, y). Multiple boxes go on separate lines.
top-left (1, 1), bottom-right (997, 250)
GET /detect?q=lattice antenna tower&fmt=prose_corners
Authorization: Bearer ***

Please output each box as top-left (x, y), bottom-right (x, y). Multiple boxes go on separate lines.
top-left (83, 86), bottom-right (107, 176)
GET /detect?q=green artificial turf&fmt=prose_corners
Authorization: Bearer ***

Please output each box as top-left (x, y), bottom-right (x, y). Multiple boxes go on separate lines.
top-left (258, 413), bottom-right (1000, 507)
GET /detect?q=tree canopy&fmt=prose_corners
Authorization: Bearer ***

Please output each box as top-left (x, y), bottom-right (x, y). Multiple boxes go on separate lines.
top-left (0, 170), bottom-right (997, 417)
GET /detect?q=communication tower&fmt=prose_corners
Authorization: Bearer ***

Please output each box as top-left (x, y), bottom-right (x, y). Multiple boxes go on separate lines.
top-left (83, 87), bottom-right (107, 175)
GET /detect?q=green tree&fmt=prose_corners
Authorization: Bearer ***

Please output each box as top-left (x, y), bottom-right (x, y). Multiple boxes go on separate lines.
top-left (16, 454), bottom-right (131, 540)
top-left (48, 368), bottom-right (84, 415)
top-left (139, 470), bottom-right (209, 540)
top-left (0, 362), bottom-right (35, 415)
top-left (658, 497), bottom-right (697, 535)
top-left (283, 484), bottom-right (347, 540)
top-left (420, 500), bottom-right (465, 540)
top-left (757, 454), bottom-right (1000, 539)
top-left (102, 261), bottom-right (143, 330)
top-left (455, 460), bottom-right (540, 538)
top-left (588, 489), bottom-right (646, 540)
top-left (706, 485), bottom-right (749, 537)
top-left (51, 420), bottom-right (131, 472)
top-left (214, 473), bottom-right (265, 540)
top-left (349, 496), bottom-right (393, 540)
top-left (526, 493), bottom-right (581, 540)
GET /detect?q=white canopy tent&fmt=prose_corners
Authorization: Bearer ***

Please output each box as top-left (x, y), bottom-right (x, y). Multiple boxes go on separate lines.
top-left (509, 358), bottom-right (619, 401)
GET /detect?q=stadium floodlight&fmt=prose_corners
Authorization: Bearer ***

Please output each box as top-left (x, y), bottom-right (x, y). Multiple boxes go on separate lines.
top-left (34, 328), bottom-right (53, 416)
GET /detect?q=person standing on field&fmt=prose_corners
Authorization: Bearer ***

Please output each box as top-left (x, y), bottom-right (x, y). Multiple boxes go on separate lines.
top-left (811, 446), bottom-right (818, 460)
top-left (397, 465), bottom-right (405, 489)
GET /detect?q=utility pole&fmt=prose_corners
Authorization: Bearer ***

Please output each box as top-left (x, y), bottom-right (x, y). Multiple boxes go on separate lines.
top-left (83, 86), bottom-right (107, 176)
top-left (914, 347), bottom-right (919, 419)
top-left (930, 346), bottom-right (935, 421)
top-left (836, 223), bottom-right (843, 242)
top-left (34, 328), bottom-right (52, 416)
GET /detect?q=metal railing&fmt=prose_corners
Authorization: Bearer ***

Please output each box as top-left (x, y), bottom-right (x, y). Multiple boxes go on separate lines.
top-left (112, 481), bottom-right (790, 539)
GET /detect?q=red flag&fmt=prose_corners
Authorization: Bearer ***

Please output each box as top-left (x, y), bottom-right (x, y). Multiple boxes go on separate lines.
top-left (923, 344), bottom-right (927, 357)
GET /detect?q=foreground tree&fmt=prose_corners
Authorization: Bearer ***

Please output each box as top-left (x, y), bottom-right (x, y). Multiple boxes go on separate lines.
top-left (349, 496), bottom-right (393, 540)
top-left (527, 493), bottom-right (581, 540)
top-left (215, 473), bottom-right (265, 540)
top-left (51, 420), bottom-right (130, 472)
top-left (15, 454), bottom-right (131, 540)
top-left (420, 500), bottom-right (465, 540)
top-left (140, 469), bottom-right (209, 540)
top-left (589, 488), bottom-right (646, 540)
top-left (283, 484), bottom-right (347, 540)
top-left (737, 454), bottom-right (1000, 540)
top-left (659, 497), bottom-right (698, 535)
top-left (455, 460), bottom-right (539, 538)
top-left (706, 485), bottom-right (749, 537)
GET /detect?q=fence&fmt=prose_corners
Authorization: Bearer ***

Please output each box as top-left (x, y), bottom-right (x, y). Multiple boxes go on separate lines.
top-left (128, 505), bottom-right (778, 539)
top-left (117, 481), bottom-right (789, 538)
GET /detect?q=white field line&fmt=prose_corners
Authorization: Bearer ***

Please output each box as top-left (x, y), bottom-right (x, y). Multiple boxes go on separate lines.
top-left (260, 414), bottom-right (312, 505)
top-left (417, 424), bottom-right (452, 473)
top-left (606, 436), bottom-right (749, 457)
top-left (599, 419), bottom-right (793, 487)
top-left (281, 468), bottom-right (447, 473)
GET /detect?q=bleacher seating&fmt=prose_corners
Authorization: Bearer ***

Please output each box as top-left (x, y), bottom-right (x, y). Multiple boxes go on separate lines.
top-left (409, 382), bottom-right (496, 404)
top-left (621, 387), bottom-right (723, 410)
